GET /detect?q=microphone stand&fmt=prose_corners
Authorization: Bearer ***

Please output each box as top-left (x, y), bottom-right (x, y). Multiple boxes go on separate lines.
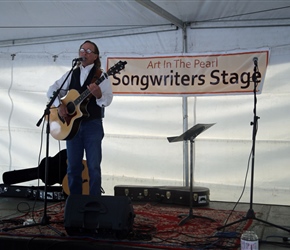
top-left (217, 60), bottom-right (290, 233)
top-left (2, 60), bottom-right (79, 234)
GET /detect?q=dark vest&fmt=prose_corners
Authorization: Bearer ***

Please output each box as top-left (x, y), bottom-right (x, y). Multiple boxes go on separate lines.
top-left (70, 66), bottom-right (103, 120)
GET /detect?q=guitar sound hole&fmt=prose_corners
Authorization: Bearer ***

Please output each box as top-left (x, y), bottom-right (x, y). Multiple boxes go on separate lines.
top-left (66, 102), bottom-right (76, 115)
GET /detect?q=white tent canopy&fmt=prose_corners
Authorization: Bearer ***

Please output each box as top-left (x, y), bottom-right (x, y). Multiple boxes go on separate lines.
top-left (0, 0), bottom-right (290, 205)
top-left (1, 1), bottom-right (290, 46)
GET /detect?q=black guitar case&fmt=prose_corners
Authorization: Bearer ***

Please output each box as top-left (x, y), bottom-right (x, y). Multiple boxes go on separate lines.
top-left (114, 185), bottom-right (210, 206)
top-left (2, 150), bottom-right (67, 185)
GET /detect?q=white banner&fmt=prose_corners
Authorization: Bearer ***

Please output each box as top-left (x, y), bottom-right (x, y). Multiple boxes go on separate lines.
top-left (106, 50), bottom-right (269, 96)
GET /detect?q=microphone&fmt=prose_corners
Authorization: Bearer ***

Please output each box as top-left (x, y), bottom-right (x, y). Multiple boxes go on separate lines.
top-left (72, 57), bottom-right (85, 62)
top-left (253, 57), bottom-right (258, 67)
top-left (252, 57), bottom-right (260, 82)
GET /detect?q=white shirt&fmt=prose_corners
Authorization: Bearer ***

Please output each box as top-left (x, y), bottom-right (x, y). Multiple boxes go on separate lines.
top-left (47, 64), bottom-right (113, 108)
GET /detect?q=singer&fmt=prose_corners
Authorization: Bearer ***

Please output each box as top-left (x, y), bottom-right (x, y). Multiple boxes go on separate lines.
top-left (47, 40), bottom-right (113, 196)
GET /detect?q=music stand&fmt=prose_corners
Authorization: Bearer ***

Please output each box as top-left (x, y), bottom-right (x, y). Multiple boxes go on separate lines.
top-left (168, 123), bottom-right (215, 226)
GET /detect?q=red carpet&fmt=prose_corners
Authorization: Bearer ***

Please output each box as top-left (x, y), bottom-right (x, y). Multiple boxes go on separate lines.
top-left (0, 201), bottom-right (252, 249)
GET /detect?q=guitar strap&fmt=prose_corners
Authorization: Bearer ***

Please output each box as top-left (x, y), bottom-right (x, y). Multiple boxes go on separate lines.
top-left (91, 68), bottom-right (102, 84)
top-left (72, 67), bottom-right (102, 92)
top-left (91, 67), bottom-right (105, 118)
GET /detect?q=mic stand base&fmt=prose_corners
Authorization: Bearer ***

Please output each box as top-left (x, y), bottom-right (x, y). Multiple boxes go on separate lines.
top-left (179, 210), bottom-right (215, 226)
top-left (2, 215), bottom-right (65, 236)
top-left (217, 209), bottom-right (290, 233)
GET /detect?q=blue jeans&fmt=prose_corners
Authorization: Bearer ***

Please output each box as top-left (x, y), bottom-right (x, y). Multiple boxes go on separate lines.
top-left (66, 118), bottom-right (104, 196)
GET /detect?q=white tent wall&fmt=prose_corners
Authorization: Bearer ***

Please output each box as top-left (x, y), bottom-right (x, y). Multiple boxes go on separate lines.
top-left (0, 29), bottom-right (185, 192)
top-left (187, 25), bottom-right (290, 205)
top-left (0, 24), bottom-right (290, 205)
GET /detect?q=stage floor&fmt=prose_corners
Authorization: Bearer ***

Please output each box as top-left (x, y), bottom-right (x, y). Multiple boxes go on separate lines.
top-left (0, 195), bottom-right (290, 249)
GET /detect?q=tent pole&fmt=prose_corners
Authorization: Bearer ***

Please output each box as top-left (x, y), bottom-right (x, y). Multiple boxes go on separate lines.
top-left (182, 97), bottom-right (189, 186)
top-left (182, 24), bottom-right (189, 187)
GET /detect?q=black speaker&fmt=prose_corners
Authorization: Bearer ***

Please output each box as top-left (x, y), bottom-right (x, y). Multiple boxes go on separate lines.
top-left (64, 194), bottom-right (135, 238)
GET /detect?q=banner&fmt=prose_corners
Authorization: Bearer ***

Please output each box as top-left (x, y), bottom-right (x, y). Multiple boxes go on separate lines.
top-left (106, 50), bottom-right (269, 96)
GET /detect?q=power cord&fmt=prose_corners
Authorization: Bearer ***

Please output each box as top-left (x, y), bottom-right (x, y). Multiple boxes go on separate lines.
top-left (219, 148), bottom-right (252, 231)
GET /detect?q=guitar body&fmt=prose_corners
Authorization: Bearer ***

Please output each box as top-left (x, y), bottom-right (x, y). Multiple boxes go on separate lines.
top-left (62, 160), bottom-right (90, 195)
top-left (49, 89), bottom-right (88, 140)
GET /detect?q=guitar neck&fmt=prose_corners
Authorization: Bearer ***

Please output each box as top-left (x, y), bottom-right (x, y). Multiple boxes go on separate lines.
top-left (74, 73), bottom-right (108, 107)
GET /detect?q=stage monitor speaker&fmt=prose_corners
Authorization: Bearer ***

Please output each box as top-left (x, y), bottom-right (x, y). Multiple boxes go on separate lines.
top-left (64, 194), bottom-right (135, 238)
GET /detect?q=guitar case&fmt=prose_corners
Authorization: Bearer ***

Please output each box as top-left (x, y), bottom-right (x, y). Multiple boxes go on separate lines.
top-left (157, 186), bottom-right (210, 206)
top-left (114, 185), bottom-right (210, 206)
top-left (2, 150), bottom-right (67, 186)
top-left (114, 185), bottom-right (161, 202)
top-left (64, 194), bottom-right (135, 238)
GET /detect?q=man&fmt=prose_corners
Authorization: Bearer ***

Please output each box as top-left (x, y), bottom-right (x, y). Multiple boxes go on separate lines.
top-left (47, 40), bottom-right (113, 196)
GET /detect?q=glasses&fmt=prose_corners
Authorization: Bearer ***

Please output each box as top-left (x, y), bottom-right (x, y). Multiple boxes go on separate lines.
top-left (79, 48), bottom-right (95, 54)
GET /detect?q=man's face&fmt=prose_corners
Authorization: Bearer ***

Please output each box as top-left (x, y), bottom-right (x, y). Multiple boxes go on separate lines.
top-left (79, 42), bottom-right (98, 67)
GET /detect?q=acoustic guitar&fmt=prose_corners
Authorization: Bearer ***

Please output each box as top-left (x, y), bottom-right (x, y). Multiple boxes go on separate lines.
top-left (48, 60), bottom-right (127, 140)
top-left (62, 160), bottom-right (89, 195)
